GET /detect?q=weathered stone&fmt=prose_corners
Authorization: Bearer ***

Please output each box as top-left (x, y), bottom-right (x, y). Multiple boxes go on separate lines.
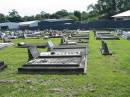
top-left (47, 40), bottom-right (54, 51)
top-left (100, 40), bottom-right (112, 55)
top-left (3, 37), bottom-right (11, 43)
top-left (28, 46), bottom-right (39, 61)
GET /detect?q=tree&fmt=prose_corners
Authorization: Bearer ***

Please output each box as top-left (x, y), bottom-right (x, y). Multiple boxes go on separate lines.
top-left (74, 10), bottom-right (81, 21)
top-left (35, 14), bottom-right (42, 20)
top-left (0, 13), bottom-right (6, 23)
top-left (35, 11), bottom-right (50, 20)
top-left (87, 0), bottom-right (130, 20)
top-left (81, 11), bottom-right (89, 21)
top-left (116, 0), bottom-right (130, 12)
top-left (22, 16), bottom-right (35, 21)
top-left (66, 15), bottom-right (78, 21)
top-left (50, 14), bottom-right (60, 19)
top-left (55, 9), bottom-right (69, 18)
top-left (40, 11), bottom-right (50, 19)
top-left (7, 9), bottom-right (22, 22)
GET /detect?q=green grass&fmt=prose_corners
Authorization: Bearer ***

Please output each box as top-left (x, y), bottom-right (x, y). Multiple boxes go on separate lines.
top-left (0, 33), bottom-right (130, 97)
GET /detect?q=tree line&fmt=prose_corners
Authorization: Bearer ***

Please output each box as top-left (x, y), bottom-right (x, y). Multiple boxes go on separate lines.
top-left (0, 0), bottom-right (130, 23)
top-left (87, 0), bottom-right (130, 20)
top-left (0, 9), bottom-right (88, 23)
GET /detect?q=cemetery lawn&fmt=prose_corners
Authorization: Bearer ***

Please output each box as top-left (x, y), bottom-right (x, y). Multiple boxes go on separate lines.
top-left (0, 33), bottom-right (130, 97)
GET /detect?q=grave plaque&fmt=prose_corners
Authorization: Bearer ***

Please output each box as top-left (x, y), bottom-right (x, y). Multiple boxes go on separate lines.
top-left (100, 40), bottom-right (112, 55)
top-left (47, 40), bottom-right (54, 51)
top-left (28, 46), bottom-right (40, 61)
top-left (61, 36), bottom-right (65, 44)
top-left (0, 61), bottom-right (6, 70)
top-left (3, 37), bottom-right (11, 43)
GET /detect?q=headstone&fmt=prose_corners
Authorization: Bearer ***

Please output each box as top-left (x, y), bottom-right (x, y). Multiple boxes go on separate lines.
top-left (61, 36), bottom-right (65, 44)
top-left (0, 61), bottom-right (4, 66)
top-left (51, 52), bottom-right (55, 55)
top-left (68, 34), bottom-right (72, 38)
top-left (0, 61), bottom-right (6, 70)
top-left (23, 34), bottom-right (27, 38)
top-left (100, 40), bottom-right (112, 55)
top-left (28, 46), bottom-right (40, 61)
top-left (93, 30), bottom-right (96, 36)
top-left (47, 40), bottom-right (54, 51)
top-left (3, 37), bottom-right (11, 43)
top-left (49, 32), bottom-right (53, 37)
top-left (17, 42), bottom-right (25, 46)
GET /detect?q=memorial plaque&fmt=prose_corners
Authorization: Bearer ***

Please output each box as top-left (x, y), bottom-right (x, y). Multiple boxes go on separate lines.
top-left (100, 40), bottom-right (112, 55)
top-left (18, 56), bottom-right (87, 74)
top-left (3, 37), bottom-right (11, 43)
top-left (28, 46), bottom-right (40, 61)
top-left (47, 40), bottom-right (54, 51)
top-left (61, 36), bottom-right (66, 44)
top-left (0, 61), bottom-right (7, 71)
top-left (28, 57), bottom-right (81, 65)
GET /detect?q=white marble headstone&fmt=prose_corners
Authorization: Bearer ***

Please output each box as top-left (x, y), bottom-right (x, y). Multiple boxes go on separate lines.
top-left (47, 40), bottom-right (54, 51)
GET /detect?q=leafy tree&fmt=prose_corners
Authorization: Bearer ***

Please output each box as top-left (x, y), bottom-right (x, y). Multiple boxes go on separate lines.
top-left (87, 0), bottom-right (130, 20)
top-left (40, 11), bottom-right (50, 19)
top-left (81, 11), bottom-right (89, 21)
top-left (7, 9), bottom-right (22, 22)
top-left (0, 13), bottom-right (6, 23)
top-left (35, 14), bottom-right (42, 20)
top-left (55, 9), bottom-right (69, 18)
top-left (22, 16), bottom-right (35, 21)
top-left (74, 10), bottom-right (81, 21)
top-left (66, 15), bottom-right (78, 20)
top-left (50, 14), bottom-right (60, 19)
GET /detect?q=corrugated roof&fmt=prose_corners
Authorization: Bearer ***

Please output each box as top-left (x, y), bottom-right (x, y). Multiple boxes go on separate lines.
top-left (19, 20), bottom-right (39, 25)
top-left (0, 22), bottom-right (19, 26)
top-left (112, 10), bottom-right (130, 18)
top-left (41, 19), bottom-right (74, 22)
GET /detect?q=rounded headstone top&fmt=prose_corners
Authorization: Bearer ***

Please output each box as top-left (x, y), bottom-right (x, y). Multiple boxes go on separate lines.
top-left (20, 42), bottom-right (25, 45)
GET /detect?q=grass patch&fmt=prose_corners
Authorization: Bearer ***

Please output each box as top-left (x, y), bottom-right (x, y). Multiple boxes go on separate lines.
top-left (0, 34), bottom-right (130, 97)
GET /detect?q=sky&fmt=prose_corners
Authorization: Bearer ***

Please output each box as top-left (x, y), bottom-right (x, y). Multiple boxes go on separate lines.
top-left (0, 0), bottom-right (98, 16)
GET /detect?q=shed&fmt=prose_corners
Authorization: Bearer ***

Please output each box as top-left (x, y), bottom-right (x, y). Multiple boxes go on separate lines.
top-left (0, 22), bottom-right (19, 30)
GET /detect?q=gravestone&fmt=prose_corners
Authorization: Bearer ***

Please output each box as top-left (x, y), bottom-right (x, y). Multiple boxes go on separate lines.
top-left (3, 37), bottom-right (11, 43)
top-left (100, 40), bottom-right (112, 55)
top-left (61, 36), bottom-right (65, 44)
top-left (18, 56), bottom-right (86, 74)
top-left (47, 40), bottom-right (54, 51)
top-left (49, 32), bottom-right (53, 37)
top-left (23, 34), bottom-right (27, 38)
top-left (28, 46), bottom-right (40, 61)
top-left (0, 61), bottom-right (6, 70)
top-left (17, 42), bottom-right (25, 46)
top-left (68, 34), bottom-right (72, 38)
top-left (0, 61), bottom-right (4, 66)
top-left (93, 30), bottom-right (96, 36)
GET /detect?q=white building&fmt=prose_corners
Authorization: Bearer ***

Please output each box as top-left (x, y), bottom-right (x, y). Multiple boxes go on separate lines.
top-left (0, 20), bottom-right (39, 30)
top-left (112, 10), bottom-right (130, 20)
top-left (19, 20), bottom-right (39, 28)
top-left (0, 22), bottom-right (19, 30)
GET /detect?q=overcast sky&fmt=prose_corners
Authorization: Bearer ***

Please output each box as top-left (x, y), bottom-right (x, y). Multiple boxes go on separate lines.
top-left (0, 0), bottom-right (98, 16)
